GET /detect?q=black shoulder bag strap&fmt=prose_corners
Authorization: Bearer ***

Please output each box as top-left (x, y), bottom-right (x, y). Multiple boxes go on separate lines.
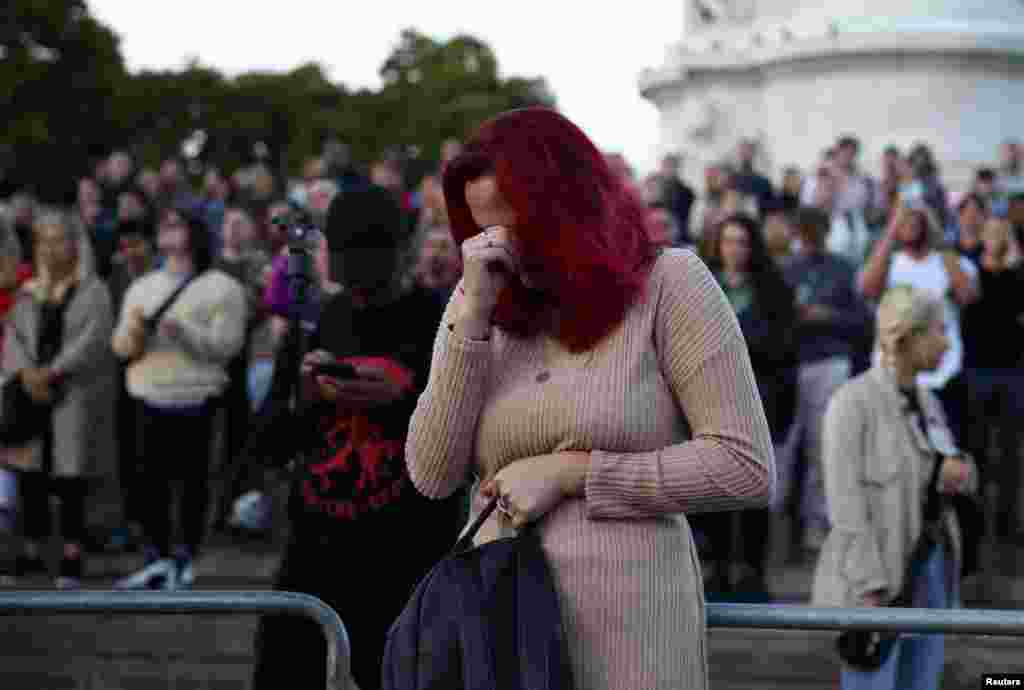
top-left (143, 272), bottom-right (200, 336)
top-left (451, 495), bottom-right (500, 555)
top-left (892, 451), bottom-right (946, 607)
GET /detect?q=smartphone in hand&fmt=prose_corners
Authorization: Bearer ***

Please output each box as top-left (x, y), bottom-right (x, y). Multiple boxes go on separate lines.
top-left (312, 361), bottom-right (358, 380)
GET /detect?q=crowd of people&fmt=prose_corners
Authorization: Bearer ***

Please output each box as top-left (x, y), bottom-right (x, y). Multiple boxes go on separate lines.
top-left (0, 109), bottom-right (1022, 688)
top-left (669, 136), bottom-right (1024, 601)
top-left (0, 140), bottom-right (471, 589)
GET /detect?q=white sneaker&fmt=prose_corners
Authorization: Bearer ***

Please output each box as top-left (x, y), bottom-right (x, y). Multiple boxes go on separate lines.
top-left (114, 559), bottom-right (178, 590)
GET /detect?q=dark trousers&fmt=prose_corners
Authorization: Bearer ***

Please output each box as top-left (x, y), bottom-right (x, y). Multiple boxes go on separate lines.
top-left (964, 367), bottom-right (1024, 538)
top-left (116, 375), bottom-right (144, 525)
top-left (935, 374), bottom-right (984, 577)
top-left (214, 353), bottom-right (253, 527)
top-left (252, 532), bottom-right (403, 690)
top-left (690, 507), bottom-right (772, 579)
top-left (137, 401), bottom-right (215, 558)
top-left (19, 416), bottom-right (87, 544)
top-left (19, 471), bottom-right (87, 543)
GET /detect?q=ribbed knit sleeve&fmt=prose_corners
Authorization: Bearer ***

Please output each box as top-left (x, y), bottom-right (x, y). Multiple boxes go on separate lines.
top-left (584, 250), bottom-right (776, 520)
top-left (405, 277), bottom-right (494, 499)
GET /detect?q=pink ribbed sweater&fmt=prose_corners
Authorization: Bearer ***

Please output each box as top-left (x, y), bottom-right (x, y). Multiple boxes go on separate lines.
top-left (405, 248), bottom-right (775, 690)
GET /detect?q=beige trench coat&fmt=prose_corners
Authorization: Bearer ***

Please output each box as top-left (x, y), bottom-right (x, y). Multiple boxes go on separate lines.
top-left (811, 365), bottom-right (978, 608)
top-left (0, 272), bottom-right (117, 478)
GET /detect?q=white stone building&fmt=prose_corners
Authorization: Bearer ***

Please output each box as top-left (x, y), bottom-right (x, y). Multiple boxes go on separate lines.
top-left (639, 0), bottom-right (1024, 191)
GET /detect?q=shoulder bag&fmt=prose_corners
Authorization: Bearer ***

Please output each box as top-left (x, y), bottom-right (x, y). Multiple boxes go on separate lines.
top-left (0, 286), bottom-right (78, 446)
top-left (836, 451), bottom-right (947, 671)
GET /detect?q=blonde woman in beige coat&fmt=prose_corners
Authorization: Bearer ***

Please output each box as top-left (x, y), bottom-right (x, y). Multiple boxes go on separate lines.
top-left (1, 210), bottom-right (117, 588)
top-left (811, 284), bottom-right (978, 690)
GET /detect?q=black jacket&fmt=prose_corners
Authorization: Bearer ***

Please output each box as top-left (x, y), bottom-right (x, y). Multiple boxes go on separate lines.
top-left (723, 267), bottom-right (799, 443)
top-left (383, 501), bottom-right (574, 690)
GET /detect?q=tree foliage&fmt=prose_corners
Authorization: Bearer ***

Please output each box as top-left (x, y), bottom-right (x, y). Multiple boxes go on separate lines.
top-left (1, 0), bottom-right (127, 200)
top-left (1, 4), bottom-right (556, 201)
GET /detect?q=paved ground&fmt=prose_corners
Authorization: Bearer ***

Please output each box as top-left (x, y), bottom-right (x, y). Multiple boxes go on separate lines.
top-left (1, 497), bottom-right (1023, 689)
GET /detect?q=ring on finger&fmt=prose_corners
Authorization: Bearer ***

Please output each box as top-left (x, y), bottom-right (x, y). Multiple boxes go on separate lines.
top-left (497, 494), bottom-right (514, 519)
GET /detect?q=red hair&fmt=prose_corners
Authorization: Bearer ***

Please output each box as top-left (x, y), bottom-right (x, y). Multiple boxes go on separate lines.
top-left (442, 107), bottom-right (658, 353)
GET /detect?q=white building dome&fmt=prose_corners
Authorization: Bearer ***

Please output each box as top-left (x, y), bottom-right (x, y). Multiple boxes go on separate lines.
top-left (641, 1), bottom-right (1024, 191)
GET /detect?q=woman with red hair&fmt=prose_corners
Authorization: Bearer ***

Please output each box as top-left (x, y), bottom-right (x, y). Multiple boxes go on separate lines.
top-left (406, 107), bottom-right (775, 689)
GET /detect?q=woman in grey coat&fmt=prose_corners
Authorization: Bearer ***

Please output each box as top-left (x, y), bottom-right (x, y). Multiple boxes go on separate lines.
top-left (0, 210), bottom-right (117, 588)
top-left (811, 284), bottom-right (978, 690)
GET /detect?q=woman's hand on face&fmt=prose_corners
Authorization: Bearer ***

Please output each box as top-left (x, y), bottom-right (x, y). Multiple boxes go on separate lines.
top-left (458, 225), bottom-right (523, 318)
top-left (480, 451), bottom-right (590, 530)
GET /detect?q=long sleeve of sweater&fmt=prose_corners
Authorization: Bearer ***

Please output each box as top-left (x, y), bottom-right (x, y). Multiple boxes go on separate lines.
top-left (406, 251), bottom-right (775, 520)
top-left (583, 251), bottom-right (776, 519)
top-left (405, 277), bottom-right (493, 499)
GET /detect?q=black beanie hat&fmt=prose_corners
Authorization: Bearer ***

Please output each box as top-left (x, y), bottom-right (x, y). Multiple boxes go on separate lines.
top-left (323, 184), bottom-right (405, 252)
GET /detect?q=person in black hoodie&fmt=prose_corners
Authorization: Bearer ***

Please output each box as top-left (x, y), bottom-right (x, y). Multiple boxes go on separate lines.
top-left (692, 213), bottom-right (798, 597)
top-left (252, 185), bottom-right (465, 690)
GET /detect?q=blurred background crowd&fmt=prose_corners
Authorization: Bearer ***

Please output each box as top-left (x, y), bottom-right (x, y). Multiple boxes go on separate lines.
top-left (1, 1), bottom-right (1022, 604)
top-left (2, 131), bottom-right (1022, 597)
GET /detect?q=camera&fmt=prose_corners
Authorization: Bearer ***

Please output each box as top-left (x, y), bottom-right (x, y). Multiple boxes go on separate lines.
top-left (272, 202), bottom-right (318, 253)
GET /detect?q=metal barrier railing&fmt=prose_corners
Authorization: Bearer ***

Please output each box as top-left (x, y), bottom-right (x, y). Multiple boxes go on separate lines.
top-left (0, 590), bottom-right (350, 690)
top-left (2, 594), bottom-right (1021, 687)
top-left (707, 602), bottom-right (1024, 636)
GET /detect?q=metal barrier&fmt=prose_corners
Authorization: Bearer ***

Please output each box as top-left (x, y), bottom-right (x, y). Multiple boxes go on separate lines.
top-left (0, 590), bottom-right (350, 690)
top-left (707, 602), bottom-right (1024, 636)
top-left (2, 593), bottom-right (1020, 686)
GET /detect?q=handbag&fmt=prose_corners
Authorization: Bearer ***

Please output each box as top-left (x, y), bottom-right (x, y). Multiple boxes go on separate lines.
top-left (836, 449), bottom-right (947, 671)
top-left (383, 495), bottom-right (575, 690)
top-left (0, 287), bottom-right (78, 447)
top-left (835, 527), bottom-right (938, 670)
top-left (0, 373), bottom-right (51, 446)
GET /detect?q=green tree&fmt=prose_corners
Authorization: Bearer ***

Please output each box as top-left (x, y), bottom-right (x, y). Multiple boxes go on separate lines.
top-left (116, 60), bottom-right (230, 172)
top-left (1, 0), bottom-right (127, 200)
top-left (2, 7), bottom-right (556, 198)
top-left (374, 28), bottom-right (555, 167)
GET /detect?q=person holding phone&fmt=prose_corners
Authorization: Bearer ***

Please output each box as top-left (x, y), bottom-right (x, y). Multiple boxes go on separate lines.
top-left (252, 185), bottom-right (465, 690)
top-left (405, 107), bottom-right (775, 690)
